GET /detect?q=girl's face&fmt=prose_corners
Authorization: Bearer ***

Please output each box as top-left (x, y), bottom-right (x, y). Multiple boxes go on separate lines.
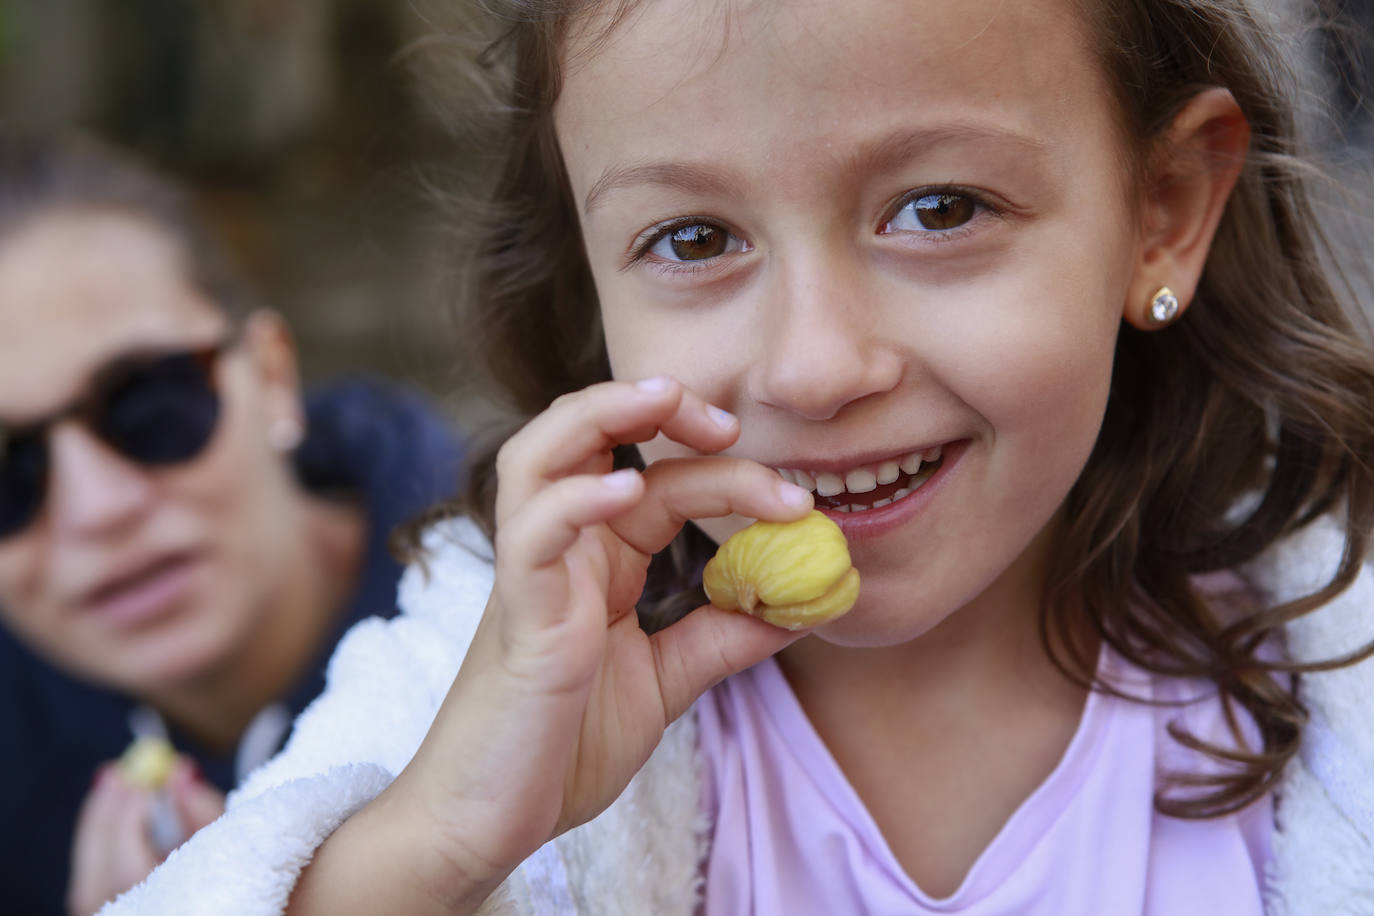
top-left (556, 0), bottom-right (1145, 646)
top-left (0, 211), bottom-right (304, 692)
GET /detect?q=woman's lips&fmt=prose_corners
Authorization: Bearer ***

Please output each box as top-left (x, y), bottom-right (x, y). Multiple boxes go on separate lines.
top-left (81, 552), bottom-right (204, 627)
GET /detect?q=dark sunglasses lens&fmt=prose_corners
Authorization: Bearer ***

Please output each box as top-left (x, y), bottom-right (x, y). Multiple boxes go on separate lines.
top-left (0, 434), bottom-right (48, 538)
top-left (99, 354), bottom-right (221, 465)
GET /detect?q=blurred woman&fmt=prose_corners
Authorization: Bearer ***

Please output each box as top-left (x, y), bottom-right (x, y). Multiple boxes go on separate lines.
top-left (0, 132), bottom-right (463, 915)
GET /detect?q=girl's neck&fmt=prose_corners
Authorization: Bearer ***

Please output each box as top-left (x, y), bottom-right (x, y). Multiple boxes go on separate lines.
top-left (776, 518), bottom-right (1096, 896)
top-left (778, 514), bottom-right (1082, 712)
top-left (146, 492), bottom-right (367, 752)
top-left (778, 589), bottom-right (1083, 749)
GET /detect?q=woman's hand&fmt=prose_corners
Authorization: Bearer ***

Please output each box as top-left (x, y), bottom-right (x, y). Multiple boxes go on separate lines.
top-left (291, 378), bottom-right (812, 914)
top-left (66, 758), bottom-right (225, 916)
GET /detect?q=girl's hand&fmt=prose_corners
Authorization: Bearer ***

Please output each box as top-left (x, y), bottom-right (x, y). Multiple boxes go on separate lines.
top-left (66, 759), bottom-right (225, 916)
top-left (396, 378), bottom-right (813, 905)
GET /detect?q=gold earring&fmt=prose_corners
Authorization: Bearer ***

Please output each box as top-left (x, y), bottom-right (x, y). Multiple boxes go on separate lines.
top-left (1148, 286), bottom-right (1180, 326)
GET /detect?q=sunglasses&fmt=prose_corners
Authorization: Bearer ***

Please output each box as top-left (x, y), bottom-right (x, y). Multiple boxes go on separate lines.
top-left (0, 334), bottom-right (238, 539)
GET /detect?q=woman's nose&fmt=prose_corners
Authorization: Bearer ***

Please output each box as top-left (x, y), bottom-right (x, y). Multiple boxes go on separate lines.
top-left (750, 253), bottom-right (904, 421)
top-left (44, 423), bottom-right (157, 536)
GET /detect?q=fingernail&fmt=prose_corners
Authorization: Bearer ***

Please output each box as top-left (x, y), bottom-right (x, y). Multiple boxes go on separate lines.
top-left (777, 480), bottom-right (812, 507)
top-left (636, 376), bottom-right (671, 392)
top-left (707, 405), bottom-right (736, 430)
top-left (602, 468), bottom-right (639, 491)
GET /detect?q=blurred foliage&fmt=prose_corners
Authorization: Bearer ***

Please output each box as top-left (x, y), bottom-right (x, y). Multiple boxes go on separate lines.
top-left (0, 0), bottom-right (426, 179)
top-left (0, 0), bottom-right (472, 415)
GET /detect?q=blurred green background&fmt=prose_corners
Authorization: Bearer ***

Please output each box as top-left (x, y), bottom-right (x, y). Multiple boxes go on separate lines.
top-left (0, 0), bottom-right (482, 426)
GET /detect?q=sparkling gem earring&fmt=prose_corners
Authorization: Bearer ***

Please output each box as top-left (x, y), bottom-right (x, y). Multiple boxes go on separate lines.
top-left (1148, 286), bottom-right (1180, 326)
top-left (268, 417), bottom-right (304, 452)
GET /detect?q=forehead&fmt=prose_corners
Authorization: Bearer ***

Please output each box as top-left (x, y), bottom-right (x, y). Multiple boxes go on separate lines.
top-left (0, 210), bottom-right (225, 418)
top-left (556, 0), bottom-right (1115, 203)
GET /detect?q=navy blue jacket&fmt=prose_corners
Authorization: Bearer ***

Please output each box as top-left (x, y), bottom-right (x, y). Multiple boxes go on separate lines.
top-left (0, 379), bottom-right (463, 915)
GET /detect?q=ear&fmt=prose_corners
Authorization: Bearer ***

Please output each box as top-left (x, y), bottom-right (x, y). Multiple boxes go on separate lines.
top-left (240, 309), bottom-right (305, 444)
top-left (1123, 88), bottom-right (1250, 330)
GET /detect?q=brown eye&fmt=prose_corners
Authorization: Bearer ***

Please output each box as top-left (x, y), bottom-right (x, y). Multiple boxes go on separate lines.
top-left (639, 219), bottom-right (747, 268)
top-left (884, 192), bottom-right (982, 234)
top-left (914, 194), bottom-right (974, 230)
top-left (667, 223), bottom-right (728, 260)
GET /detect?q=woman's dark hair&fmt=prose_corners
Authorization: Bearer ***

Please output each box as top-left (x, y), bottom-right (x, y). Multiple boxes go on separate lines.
top-left (0, 130), bottom-right (257, 321)
top-left (410, 0), bottom-right (1374, 819)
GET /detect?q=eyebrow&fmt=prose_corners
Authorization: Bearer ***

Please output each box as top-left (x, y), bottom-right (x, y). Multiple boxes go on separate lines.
top-left (844, 123), bottom-right (1050, 179)
top-left (583, 161), bottom-right (739, 216)
top-left (580, 122), bottom-right (1051, 217)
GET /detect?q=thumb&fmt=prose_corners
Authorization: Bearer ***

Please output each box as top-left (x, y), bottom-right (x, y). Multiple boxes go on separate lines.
top-left (168, 760), bottom-right (226, 834)
top-left (650, 603), bottom-right (804, 722)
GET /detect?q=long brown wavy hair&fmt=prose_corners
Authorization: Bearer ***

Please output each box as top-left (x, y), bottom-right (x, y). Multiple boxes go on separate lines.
top-left (408, 0), bottom-right (1374, 819)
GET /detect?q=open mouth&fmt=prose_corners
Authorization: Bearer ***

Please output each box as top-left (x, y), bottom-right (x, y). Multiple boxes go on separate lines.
top-left (775, 444), bottom-right (946, 514)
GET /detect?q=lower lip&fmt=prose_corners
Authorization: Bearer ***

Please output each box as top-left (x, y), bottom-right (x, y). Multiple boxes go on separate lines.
top-left (816, 440), bottom-right (967, 543)
top-left (85, 555), bottom-right (204, 628)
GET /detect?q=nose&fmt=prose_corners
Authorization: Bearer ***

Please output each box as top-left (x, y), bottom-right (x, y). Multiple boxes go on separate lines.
top-left (44, 422), bottom-right (157, 537)
top-left (750, 249), bottom-right (904, 421)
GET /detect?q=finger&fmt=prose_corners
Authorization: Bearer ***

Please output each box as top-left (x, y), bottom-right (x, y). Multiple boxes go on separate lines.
top-left (476, 468), bottom-right (655, 702)
top-left (69, 765), bottom-right (121, 879)
top-left (68, 769), bottom-right (161, 915)
top-left (495, 378), bottom-right (738, 522)
top-left (106, 778), bottom-right (162, 868)
top-left (70, 765), bottom-right (142, 868)
top-left (169, 760), bottom-right (226, 834)
top-left (497, 469), bottom-right (645, 576)
top-left (610, 456), bottom-right (813, 556)
top-left (650, 603), bottom-right (805, 722)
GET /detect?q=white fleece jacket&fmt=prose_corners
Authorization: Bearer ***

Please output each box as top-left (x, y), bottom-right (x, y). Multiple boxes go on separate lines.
top-left (102, 517), bottom-right (1374, 915)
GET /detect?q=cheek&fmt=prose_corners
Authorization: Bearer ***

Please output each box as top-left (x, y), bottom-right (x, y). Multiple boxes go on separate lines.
top-left (179, 374), bottom-right (297, 575)
top-left (600, 293), bottom-right (744, 394)
top-left (929, 256), bottom-right (1125, 425)
top-left (975, 318), bottom-right (1116, 424)
top-left (943, 290), bottom-right (1123, 548)
top-left (0, 538), bottom-right (47, 641)
top-left (602, 308), bottom-right (685, 382)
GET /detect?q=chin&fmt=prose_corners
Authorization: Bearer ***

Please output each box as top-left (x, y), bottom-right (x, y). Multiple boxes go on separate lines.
top-left (116, 617), bottom-right (236, 692)
top-left (806, 593), bottom-right (949, 649)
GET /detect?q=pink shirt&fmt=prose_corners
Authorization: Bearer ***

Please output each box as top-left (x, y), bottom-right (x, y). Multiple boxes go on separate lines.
top-left (697, 649), bottom-right (1273, 915)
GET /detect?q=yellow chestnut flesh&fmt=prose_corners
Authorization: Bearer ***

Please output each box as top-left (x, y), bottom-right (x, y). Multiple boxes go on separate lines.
top-left (703, 510), bottom-right (860, 630)
top-left (118, 736), bottom-right (177, 790)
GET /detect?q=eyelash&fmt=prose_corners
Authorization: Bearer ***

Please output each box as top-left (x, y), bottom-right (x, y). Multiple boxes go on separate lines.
top-left (624, 216), bottom-right (738, 275)
top-left (880, 185), bottom-right (1001, 242)
top-left (623, 185), bottom-right (1002, 274)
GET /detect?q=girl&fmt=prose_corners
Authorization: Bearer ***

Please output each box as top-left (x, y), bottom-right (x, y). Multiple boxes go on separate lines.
top-left (107, 0), bottom-right (1374, 913)
top-left (0, 133), bottom-right (464, 915)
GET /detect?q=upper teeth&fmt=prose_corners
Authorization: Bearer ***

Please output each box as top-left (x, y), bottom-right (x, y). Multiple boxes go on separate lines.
top-left (776, 445), bottom-right (942, 496)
